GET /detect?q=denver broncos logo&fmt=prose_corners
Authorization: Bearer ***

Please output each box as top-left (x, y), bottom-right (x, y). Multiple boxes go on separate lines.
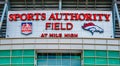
top-left (82, 22), bottom-right (104, 35)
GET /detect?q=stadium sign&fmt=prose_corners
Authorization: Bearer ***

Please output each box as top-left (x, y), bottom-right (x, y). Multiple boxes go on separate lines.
top-left (9, 13), bottom-right (110, 21)
top-left (6, 10), bottom-right (113, 38)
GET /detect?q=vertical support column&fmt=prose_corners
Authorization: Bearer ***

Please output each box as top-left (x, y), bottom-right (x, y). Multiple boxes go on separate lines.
top-left (113, 0), bottom-right (116, 38)
top-left (6, 0), bottom-right (8, 16)
top-left (33, 0), bottom-right (35, 9)
top-left (59, 0), bottom-right (62, 10)
top-left (7, 0), bottom-right (10, 10)
top-left (34, 50), bottom-right (36, 66)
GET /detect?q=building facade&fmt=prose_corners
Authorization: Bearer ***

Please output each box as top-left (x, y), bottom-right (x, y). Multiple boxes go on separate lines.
top-left (0, 0), bottom-right (120, 66)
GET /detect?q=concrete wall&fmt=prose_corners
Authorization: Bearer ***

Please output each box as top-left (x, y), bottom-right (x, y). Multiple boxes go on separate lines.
top-left (0, 38), bottom-right (120, 51)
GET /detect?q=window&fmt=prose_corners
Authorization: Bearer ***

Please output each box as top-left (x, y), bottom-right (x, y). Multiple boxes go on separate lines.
top-left (37, 53), bottom-right (81, 66)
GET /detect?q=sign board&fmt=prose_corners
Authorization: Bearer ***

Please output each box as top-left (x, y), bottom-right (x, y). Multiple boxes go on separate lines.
top-left (6, 10), bottom-right (113, 38)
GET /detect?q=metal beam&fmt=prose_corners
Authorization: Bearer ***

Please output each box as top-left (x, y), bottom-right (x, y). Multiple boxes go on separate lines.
top-left (114, 0), bottom-right (120, 27)
top-left (0, 2), bottom-right (7, 30)
top-left (59, 0), bottom-right (62, 10)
